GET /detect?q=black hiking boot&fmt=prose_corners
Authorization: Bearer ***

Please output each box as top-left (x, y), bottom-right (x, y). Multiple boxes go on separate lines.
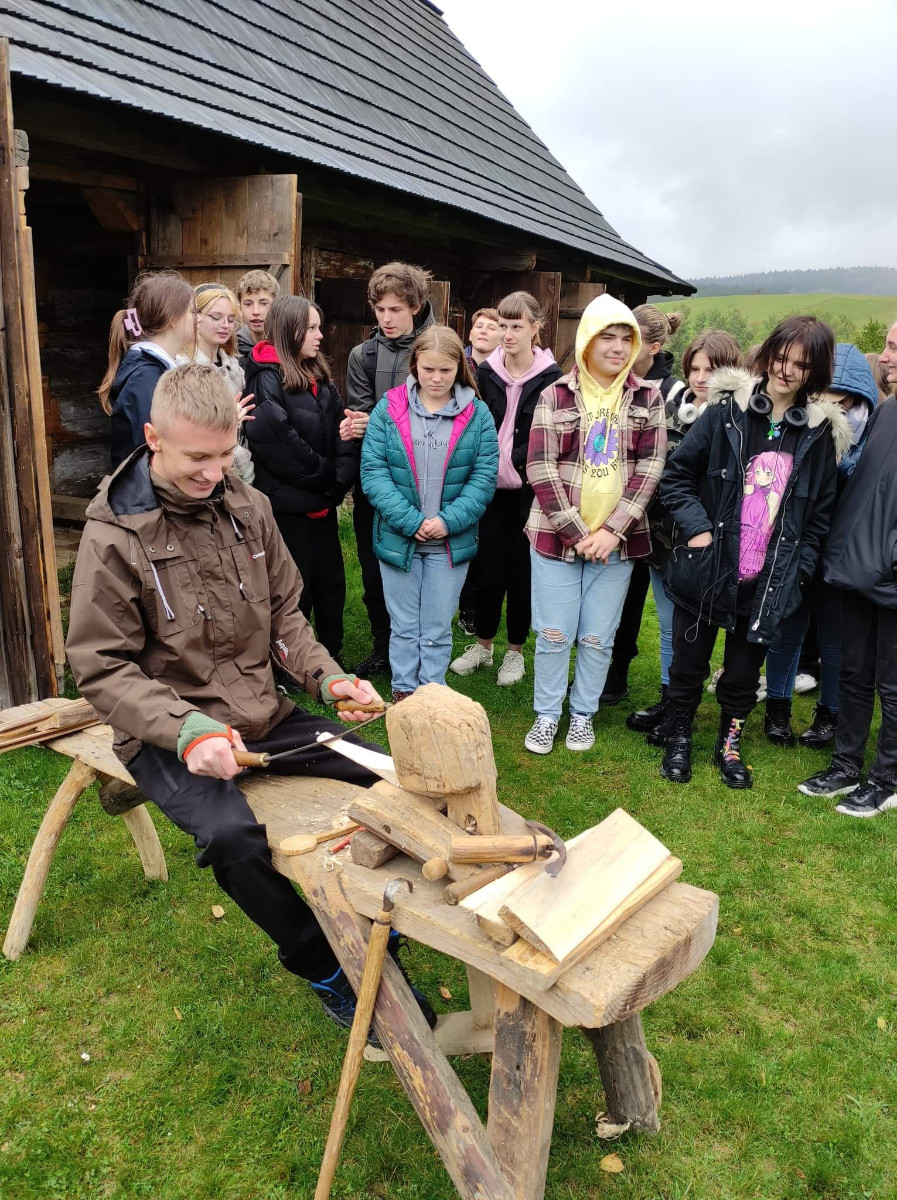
top-left (659, 705), bottom-right (695, 784)
top-left (627, 685), bottom-right (668, 734)
top-left (353, 645), bottom-right (390, 678)
top-left (714, 712), bottom-right (753, 789)
top-left (798, 704), bottom-right (838, 750)
top-left (600, 663), bottom-right (629, 706)
top-left (764, 697), bottom-right (796, 747)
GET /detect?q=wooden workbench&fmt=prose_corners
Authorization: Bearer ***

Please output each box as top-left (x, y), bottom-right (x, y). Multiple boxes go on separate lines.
top-left (3, 708), bottom-right (719, 1200)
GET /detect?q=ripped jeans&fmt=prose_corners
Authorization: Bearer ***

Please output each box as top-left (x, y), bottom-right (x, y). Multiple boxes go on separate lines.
top-left (530, 547), bottom-right (633, 720)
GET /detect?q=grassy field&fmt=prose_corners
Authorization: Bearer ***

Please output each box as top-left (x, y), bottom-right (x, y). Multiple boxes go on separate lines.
top-left (1, 521), bottom-right (895, 1199)
top-left (658, 293), bottom-right (897, 327)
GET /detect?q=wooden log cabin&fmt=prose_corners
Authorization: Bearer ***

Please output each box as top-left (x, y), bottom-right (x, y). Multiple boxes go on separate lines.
top-left (5, 0), bottom-right (691, 498)
top-left (0, 3), bottom-right (691, 704)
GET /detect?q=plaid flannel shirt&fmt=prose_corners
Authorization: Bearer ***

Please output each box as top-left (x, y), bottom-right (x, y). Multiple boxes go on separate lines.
top-left (525, 366), bottom-right (667, 562)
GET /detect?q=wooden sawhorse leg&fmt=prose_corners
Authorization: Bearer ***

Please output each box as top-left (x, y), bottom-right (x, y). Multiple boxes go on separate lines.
top-left (582, 1013), bottom-right (662, 1133)
top-left (3, 759), bottom-right (168, 961)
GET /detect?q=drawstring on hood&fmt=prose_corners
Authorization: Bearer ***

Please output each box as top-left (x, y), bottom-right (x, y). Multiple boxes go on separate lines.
top-left (406, 376), bottom-right (475, 549)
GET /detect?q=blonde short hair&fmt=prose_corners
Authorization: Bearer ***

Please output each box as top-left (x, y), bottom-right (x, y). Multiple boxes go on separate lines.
top-left (236, 269), bottom-right (281, 302)
top-left (150, 363), bottom-right (237, 433)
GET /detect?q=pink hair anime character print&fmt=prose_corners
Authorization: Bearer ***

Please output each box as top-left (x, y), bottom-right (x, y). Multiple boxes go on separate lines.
top-left (738, 449), bottom-right (793, 579)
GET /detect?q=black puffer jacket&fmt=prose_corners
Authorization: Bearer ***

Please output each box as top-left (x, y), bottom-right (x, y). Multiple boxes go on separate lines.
top-left (660, 367), bottom-right (850, 644)
top-left (824, 397), bottom-right (897, 608)
top-left (476, 355), bottom-right (561, 518)
top-left (242, 343), bottom-right (358, 515)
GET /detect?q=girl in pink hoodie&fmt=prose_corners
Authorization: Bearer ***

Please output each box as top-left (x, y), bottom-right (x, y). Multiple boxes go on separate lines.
top-left (450, 292), bottom-right (561, 686)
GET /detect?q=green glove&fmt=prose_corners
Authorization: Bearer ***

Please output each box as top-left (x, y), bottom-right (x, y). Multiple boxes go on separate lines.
top-left (320, 673), bottom-right (361, 704)
top-left (177, 712), bottom-right (231, 762)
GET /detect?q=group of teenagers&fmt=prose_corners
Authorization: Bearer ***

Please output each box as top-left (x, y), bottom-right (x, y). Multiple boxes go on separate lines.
top-left (64, 259), bottom-right (897, 1041)
top-left (88, 260), bottom-right (897, 820)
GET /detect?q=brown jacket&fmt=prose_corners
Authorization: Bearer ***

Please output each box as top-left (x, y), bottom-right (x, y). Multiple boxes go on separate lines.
top-left (66, 448), bottom-right (342, 763)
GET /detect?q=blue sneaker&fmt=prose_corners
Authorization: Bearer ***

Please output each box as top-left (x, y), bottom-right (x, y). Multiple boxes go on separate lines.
top-left (309, 968), bottom-right (382, 1048)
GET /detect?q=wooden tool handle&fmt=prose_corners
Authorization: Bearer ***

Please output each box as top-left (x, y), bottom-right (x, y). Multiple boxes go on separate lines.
top-left (314, 912), bottom-right (393, 1200)
top-left (233, 750), bottom-right (271, 768)
top-left (449, 833), bottom-right (554, 865)
top-left (443, 862), bottom-right (514, 905)
top-left (334, 700), bottom-right (390, 713)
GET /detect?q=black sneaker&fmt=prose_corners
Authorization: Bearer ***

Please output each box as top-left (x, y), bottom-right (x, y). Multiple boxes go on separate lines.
top-left (797, 765), bottom-right (860, 798)
top-left (309, 967), bottom-right (383, 1048)
top-left (388, 931), bottom-right (437, 1029)
top-left (353, 648), bottom-right (390, 677)
top-left (835, 780), bottom-right (897, 819)
top-left (458, 609), bottom-right (477, 636)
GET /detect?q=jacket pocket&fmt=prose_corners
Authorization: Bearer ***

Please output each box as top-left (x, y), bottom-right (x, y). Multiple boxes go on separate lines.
top-left (142, 557), bottom-right (204, 634)
top-left (230, 537), bottom-right (271, 604)
top-left (551, 409), bottom-right (580, 457)
top-left (666, 540), bottom-right (718, 608)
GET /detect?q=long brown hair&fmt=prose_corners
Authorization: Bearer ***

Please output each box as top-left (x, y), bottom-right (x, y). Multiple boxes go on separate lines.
top-left (98, 271), bottom-right (195, 413)
top-left (264, 295), bottom-right (332, 392)
top-left (682, 330), bottom-right (744, 376)
top-left (409, 326), bottom-right (479, 395)
top-left (755, 316), bottom-right (834, 404)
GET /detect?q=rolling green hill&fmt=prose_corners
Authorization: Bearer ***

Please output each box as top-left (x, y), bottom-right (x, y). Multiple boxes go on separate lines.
top-left (658, 293), bottom-right (897, 326)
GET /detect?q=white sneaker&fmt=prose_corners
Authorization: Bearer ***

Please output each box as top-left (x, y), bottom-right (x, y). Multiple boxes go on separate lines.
top-left (450, 642), bottom-right (493, 676)
top-left (566, 713), bottom-right (595, 751)
top-left (756, 674), bottom-right (767, 702)
top-left (496, 649), bottom-right (525, 686)
top-left (524, 716), bottom-right (559, 755)
top-left (794, 673), bottom-right (818, 695)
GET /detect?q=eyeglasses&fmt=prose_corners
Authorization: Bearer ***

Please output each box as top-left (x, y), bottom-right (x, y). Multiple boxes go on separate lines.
top-left (202, 312), bottom-right (236, 326)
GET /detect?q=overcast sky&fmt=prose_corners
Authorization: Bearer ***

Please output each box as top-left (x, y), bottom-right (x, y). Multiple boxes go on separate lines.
top-left (439, 0), bottom-right (897, 280)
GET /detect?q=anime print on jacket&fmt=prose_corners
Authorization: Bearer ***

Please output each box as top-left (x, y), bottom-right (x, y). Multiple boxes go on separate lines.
top-left (739, 449), bottom-right (793, 579)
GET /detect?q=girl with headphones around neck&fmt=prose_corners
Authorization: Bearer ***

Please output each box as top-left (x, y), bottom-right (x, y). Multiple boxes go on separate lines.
top-left (655, 316), bottom-right (850, 791)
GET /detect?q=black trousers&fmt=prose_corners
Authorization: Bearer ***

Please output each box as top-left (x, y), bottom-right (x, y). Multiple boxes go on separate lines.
top-left (832, 591), bottom-right (897, 788)
top-left (277, 509), bottom-right (346, 660)
top-left (606, 560), bottom-right (651, 684)
top-left (666, 606), bottom-right (768, 719)
top-left (128, 707), bottom-right (379, 982)
top-left (351, 489), bottom-right (391, 652)
top-left (473, 489), bottom-right (532, 646)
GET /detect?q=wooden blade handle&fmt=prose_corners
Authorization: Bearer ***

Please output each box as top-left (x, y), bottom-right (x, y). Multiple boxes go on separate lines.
top-left (233, 750), bottom-right (271, 768)
top-left (449, 833), bottom-right (554, 865)
top-left (443, 863), bottom-right (514, 905)
top-left (334, 700), bottom-right (390, 713)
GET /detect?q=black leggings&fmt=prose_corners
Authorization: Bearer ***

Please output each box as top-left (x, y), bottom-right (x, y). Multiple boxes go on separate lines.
top-left (666, 606), bottom-right (767, 719)
top-left (276, 509), bottom-right (346, 660)
top-left (472, 489), bottom-right (532, 646)
top-left (129, 707), bottom-right (378, 982)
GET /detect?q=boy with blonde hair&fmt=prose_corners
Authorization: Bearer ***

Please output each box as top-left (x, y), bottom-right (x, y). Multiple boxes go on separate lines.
top-left (236, 269), bottom-right (281, 356)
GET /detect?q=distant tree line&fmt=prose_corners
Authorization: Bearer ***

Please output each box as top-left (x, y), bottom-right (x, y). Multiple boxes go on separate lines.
top-left (656, 265), bottom-right (897, 299)
top-left (665, 307), bottom-right (888, 377)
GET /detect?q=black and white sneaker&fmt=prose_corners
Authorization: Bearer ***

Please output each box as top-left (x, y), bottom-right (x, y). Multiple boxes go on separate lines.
top-left (835, 780), bottom-right (897, 819)
top-left (524, 716), bottom-right (559, 755)
top-left (797, 766), bottom-right (860, 798)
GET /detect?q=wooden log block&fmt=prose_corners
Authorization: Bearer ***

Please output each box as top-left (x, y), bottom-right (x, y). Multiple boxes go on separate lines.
top-left (119, 805), bottom-right (168, 882)
top-left (385, 684), bottom-right (501, 835)
top-left (466, 966), bottom-right (496, 1031)
top-left (582, 1013), bottom-right (661, 1133)
top-left (3, 757), bottom-right (96, 960)
top-left (349, 829), bottom-right (399, 869)
top-left (487, 984), bottom-right (563, 1199)
top-left (305, 869), bottom-right (516, 1200)
top-left (0, 697), bottom-right (98, 753)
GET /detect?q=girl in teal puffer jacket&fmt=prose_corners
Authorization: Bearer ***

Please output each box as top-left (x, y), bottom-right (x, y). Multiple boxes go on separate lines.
top-left (360, 327), bottom-right (498, 700)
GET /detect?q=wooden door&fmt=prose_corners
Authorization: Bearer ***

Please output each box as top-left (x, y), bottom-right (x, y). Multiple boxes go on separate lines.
top-left (556, 282), bottom-right (607, 371)
top-left (144, 176), bottom-right (302, 294)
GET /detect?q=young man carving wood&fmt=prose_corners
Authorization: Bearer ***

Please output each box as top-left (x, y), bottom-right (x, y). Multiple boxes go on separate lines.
top-left (66, 362), bottom-right (434, 1034)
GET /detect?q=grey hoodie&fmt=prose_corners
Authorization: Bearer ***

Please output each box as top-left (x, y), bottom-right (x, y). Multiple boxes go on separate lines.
top-left (345, 302), bottom-right (436, 413)
top-left (407, 377), bottom-right (474, 552)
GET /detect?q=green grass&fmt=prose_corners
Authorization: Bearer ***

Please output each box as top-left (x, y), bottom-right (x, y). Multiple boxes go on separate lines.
top-left (658, 293), bottom-right (897, 327)
top-left (1, 524), bottom-right (895, 1199)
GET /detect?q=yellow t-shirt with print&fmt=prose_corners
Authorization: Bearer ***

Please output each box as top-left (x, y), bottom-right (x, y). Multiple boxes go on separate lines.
top-left (579, 386), bottom-right (625, 531)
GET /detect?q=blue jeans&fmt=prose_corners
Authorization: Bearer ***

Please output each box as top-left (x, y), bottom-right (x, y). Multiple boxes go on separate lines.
top-left (380, 551), bottom-right (469, 693)
top-left (530, 548), bottom-right (634, 720)
top-left (766, 581), bottom-right (841, 710)
top-left (649, 565), bottom-right (675, 686)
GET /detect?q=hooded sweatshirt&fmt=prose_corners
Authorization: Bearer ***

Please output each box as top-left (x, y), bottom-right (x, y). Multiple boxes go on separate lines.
top-left (574, 295), bottom-right (642, 531)
top-left (407, 377), bottom-right (475, 551)
top-left (829, 342), bottom-right (879, 480)
top-left (346, 302), bottom-right (436, 413)
top-left (109, 343), bottom-right (177, 468)
top-left (485, 345), bottom-right (557, 489)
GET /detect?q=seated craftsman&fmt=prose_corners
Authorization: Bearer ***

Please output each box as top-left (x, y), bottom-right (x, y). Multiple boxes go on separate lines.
top-left (66, 362), bottom-right (434, 1035)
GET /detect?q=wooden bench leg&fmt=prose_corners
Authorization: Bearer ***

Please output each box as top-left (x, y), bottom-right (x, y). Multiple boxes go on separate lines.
top-left (487, 983), bottom-right (563, 1200)
top-left (119, 805), bottom-right (168, 882)
top-left (308, 870), bottom-right (516, 1200)
top-left (3, 758), bottom-right (97, 960)
top-left (582, 1013), bottom-right (662, 1133)
top-left (466, 965), bottom-right (495, 1030)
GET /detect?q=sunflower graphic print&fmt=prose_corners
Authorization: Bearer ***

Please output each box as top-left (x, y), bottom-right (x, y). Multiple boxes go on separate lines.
top-left (580, 396), bottom-right (625, 531)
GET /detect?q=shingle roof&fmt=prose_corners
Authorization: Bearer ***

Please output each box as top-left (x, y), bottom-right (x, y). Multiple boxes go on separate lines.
top-left (3, 0), bottom-right (690, 291)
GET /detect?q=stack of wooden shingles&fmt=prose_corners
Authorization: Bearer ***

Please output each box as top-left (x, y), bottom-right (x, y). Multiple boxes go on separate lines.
top-left (0, 697), bottom-right (98, 753)
top-left (461, 809), bottom-right (682, 989)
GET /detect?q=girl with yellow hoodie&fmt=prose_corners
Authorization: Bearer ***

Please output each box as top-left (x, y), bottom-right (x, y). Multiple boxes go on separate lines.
top-left (524, 295), bottom-right (667, 754)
